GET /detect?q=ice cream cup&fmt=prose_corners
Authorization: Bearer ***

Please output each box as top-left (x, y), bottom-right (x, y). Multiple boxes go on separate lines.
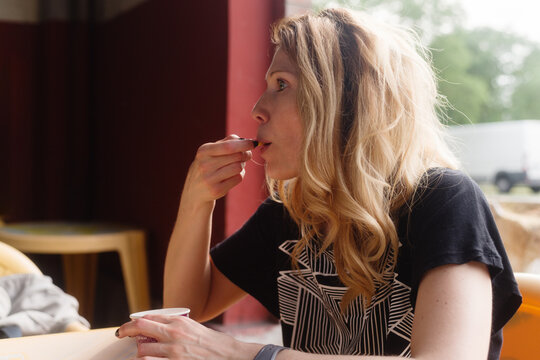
top-left (129, 307), bottom-right (190, 343)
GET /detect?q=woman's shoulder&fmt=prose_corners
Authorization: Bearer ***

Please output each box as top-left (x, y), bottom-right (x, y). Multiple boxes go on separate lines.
top-left (414, 167), bottom-right (482, 205)
top-left (422, 167), bottom-right (475, 188)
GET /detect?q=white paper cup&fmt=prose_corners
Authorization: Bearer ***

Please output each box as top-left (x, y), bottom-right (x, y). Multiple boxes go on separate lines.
top-left (130, 307), bottom-right (190, 343)
top-left (130, 307), bottom-right (190, 319)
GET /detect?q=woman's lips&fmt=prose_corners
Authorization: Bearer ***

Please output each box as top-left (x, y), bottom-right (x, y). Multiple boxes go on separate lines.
top-left (259, 142), bottom-right (270, 154)
top-left (253, 140), bottom-right (271, 147)
top-left (254, 140), bottom-right (271, 154)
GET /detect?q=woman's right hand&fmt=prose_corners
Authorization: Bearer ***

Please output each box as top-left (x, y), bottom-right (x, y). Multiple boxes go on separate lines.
top-left (163, 135), bottom-right (254, 317)
top-left (182, 135), bottom-right (254, 205)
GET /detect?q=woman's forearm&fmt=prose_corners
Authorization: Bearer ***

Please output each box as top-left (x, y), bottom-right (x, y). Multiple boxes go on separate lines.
top-left (162, 137), bottom-right (254, 319)
top-left (163, 194), bottom-right (215, 319)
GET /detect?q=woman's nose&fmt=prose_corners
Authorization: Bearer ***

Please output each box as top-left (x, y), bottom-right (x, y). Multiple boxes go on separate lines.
top-left (251, 96), bottom-right (268, 124)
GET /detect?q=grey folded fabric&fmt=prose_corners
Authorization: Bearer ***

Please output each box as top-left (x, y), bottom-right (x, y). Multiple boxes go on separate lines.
top-left (0, 273), bottom-right (90, 335)
top-left (0, 324), bottom-right (22, 338)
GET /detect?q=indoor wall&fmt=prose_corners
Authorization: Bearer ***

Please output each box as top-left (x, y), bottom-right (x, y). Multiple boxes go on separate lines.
top-left (0, 0), bottom-right (283, 327)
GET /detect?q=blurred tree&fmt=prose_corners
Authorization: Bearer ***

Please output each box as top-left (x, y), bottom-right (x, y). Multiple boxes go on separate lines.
top-left (431, 28), bottom-right (529, 124)
top-left (463, 28), bottom-right (530, 122)
top-left (511, 48), bottom-right (540, 119)
top-left (312, 0), bottom-right (539, 124)
top-left (430, 32), bottom-right (490, 124)
top-left (313, 0), bottom-right (465, 41)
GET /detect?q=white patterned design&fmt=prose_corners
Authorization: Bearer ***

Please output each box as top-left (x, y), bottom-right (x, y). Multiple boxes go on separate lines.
top-left (277, 240), bottom-right (413, 356)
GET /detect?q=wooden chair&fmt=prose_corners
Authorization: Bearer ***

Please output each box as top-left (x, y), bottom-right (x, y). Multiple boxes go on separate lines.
top-left (0, 222), bottom-right (150, 324)
top-left (0, 241), bottom-right (89, 331)
top-left (0, 241), bottom-right (42, 276)
top-left (501, 272), bottom-right (540, 360)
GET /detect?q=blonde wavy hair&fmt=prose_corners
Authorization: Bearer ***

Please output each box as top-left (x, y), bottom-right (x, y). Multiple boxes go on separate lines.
top-left (268, 8), bottom-right (458, 309)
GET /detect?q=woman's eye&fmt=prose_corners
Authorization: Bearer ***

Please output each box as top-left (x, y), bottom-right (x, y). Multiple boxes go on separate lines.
top-left (277, 79), bottom-right (288, 91)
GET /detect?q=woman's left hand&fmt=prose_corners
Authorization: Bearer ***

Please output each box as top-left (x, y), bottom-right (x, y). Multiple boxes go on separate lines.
top-left (116, 314), bottom-right (262, 359)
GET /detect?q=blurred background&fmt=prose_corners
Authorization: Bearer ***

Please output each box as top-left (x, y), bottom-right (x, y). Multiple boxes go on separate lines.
top-left (1, 0), bottom-right (539, 330)
top-left (315, 0), bottom-right (540, 196)
top-left (316, 0), bottom-right (540, 125)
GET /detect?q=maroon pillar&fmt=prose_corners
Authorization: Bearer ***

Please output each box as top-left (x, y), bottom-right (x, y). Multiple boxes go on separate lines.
top-left (223, 0), bottom-right (285, 324)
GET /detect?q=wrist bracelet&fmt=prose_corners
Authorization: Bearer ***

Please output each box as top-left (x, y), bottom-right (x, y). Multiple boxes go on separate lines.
top-left (253, 344), bottom-right (287, 360)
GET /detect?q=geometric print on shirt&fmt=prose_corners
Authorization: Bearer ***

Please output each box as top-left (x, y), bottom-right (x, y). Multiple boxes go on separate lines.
top-left (277, 240), bottom-right (413, 357)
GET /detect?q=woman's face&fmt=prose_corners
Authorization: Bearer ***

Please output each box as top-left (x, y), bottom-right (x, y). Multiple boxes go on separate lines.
top-left (252, 48), bottom-right (303, 180)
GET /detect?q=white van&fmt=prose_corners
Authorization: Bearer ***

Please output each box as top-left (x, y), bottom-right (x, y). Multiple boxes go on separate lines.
top-left (447, 120), bottom-right (540, 193)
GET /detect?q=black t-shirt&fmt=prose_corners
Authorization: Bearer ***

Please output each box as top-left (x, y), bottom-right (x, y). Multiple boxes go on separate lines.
top-left (211, 169), bottom-right (522, 358)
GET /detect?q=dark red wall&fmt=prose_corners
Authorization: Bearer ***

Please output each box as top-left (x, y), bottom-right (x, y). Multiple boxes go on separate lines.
top-left (0, 23), bottom-right (39, 221)
top-left (91, 0), bottom-right (229, 306)
top-left (0, 20), bottom-right (90, 222)
top-left (224, 0), bottom-right (285, 324)
top-left (0, 0), bottom-right (284, 326)
top-left (226, 0), bottom-right (284, 233)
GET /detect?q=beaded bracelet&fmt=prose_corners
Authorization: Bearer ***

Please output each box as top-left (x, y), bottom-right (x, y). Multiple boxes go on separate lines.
top-left (253, 344), bottom-right (287, 360)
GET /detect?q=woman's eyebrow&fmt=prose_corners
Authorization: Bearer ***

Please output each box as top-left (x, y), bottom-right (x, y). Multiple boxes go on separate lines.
top-left (265, 69), bottom-right (297, 80)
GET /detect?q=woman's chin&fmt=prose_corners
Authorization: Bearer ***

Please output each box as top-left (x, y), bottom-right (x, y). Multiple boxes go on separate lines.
top-left (265, 167), bottom-right (298, 181)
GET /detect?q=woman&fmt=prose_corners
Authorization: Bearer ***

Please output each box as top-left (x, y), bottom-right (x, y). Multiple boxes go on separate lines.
top-left (117, 8), bottom-right (521, 359)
